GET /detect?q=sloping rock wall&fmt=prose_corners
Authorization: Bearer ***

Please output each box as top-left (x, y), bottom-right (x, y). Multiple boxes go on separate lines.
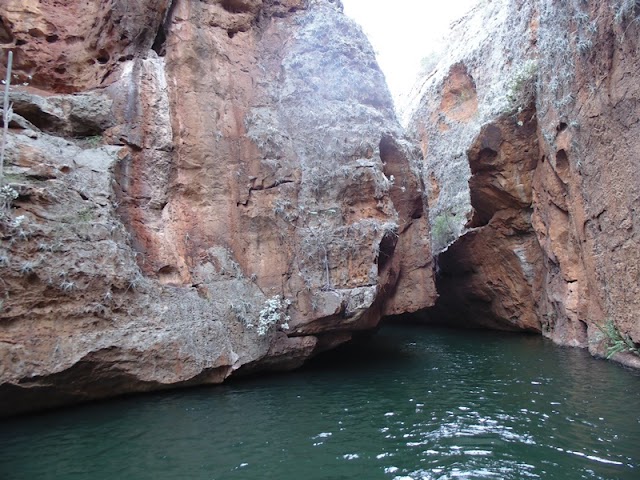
top-left (0, 0), bottom-right (436, 415)
top-left (409, 0), bottom-right (640, 367)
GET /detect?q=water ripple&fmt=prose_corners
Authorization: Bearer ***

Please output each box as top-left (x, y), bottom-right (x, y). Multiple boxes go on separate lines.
top-left (1, 326), bottom-right (639, 480)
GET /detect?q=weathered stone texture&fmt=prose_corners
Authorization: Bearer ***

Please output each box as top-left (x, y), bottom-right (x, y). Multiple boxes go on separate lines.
top-left (409, 0), bottom-right (640, 367)
top-left (0, 0), bottom-right (436, 415)
top-left (0, 0), bottom-right (172, 93)
top-left (534, 1), bottom-right (640, 364)
top-left (423, 107), bottom-right (543, 333)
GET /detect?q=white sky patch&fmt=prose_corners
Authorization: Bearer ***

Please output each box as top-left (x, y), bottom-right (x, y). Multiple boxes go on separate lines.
top-left (342, 0), bottom-right (480, 107)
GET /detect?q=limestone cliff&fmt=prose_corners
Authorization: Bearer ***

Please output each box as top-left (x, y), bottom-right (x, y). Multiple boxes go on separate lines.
top-left (0, 0), bottom-right (436, 415)
top-left (409, 0), bottom-right (640, 367)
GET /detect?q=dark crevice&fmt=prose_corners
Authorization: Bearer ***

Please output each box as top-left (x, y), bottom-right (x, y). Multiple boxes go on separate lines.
top-left (151, 28), bottom-right (167, 55)
top-left (10, 104), bottom-right (65, 134)
top-left (0, 17), bottom-right (13, 43)
top-left (157, 265), bottom-right (181, 285)
top-left (376, 229), bottom-right (398, 271)
top-left (577, 320), bottom-right (588, 345)
top-left (11, 99), bottom-right (107, 137)
top-left (220, 0), bottom-right (257, 14)
top-left (555, 149), bottom-right (569, 179)
top-left (379, 134), bottom-right (424, 222)
top-left (96, 49), bottom-right (110, 64)
top-left (249, 179), bottom-right (294, 192)
top-left (152, 0), bottom-right (178, 56)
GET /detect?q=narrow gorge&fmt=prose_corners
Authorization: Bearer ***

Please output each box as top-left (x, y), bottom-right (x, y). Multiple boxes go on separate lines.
top-left (0, 0), bottom-right (639, 422)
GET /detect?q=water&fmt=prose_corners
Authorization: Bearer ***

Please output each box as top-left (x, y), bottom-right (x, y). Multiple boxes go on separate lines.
top-left (1, 326), bottom-right (639, 480)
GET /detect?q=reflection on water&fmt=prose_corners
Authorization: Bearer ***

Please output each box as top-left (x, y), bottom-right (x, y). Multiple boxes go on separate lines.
top-left (1, 326), bottom-right (639, 480)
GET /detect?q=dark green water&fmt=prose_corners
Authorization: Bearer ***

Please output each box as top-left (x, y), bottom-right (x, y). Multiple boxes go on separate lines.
top-left (1, 326), bottom-right (640, 480)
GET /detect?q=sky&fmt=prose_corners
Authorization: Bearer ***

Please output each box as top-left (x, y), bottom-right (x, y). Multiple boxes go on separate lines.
top-left (342, 0), bottom-right (479, 107)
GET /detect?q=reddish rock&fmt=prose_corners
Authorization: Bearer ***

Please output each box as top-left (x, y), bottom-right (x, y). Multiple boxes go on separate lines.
top-left (0, 0), bottom-right (172, 93)
top-left (421, 107), bottom-right (543, 332)
top-left (0, 0), bottom-right (436, 415)
top-left (409, 0), bottom-right (640, 366)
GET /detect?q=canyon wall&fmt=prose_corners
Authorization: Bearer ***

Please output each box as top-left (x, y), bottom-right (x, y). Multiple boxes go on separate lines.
top-left (0, 0), bottom-right (436, 415)
top-left (2, 0), bottom-right (638, 416)
top-left (409, 0), bottom-right (640, 367)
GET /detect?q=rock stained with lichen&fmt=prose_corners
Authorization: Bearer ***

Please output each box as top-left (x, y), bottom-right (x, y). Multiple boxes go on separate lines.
top-left (0, 0), bottom-right (436, 416)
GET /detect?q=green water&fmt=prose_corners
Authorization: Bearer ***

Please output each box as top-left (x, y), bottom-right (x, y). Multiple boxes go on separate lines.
top-left (1, 326), bottom-right (639, 480)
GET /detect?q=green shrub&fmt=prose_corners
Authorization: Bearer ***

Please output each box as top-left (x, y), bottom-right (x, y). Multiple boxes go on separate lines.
top-left (598, 319), bottom-right (640, 359)
top-left (504, 60), bottom-right (538, 113)
top-left (432, 213), bottom-right (457, 253)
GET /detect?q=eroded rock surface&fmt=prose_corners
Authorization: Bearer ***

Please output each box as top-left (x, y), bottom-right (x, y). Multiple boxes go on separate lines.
top-left (423, 106), bottom-right (543, 332)
top-left (0, 0), bottom-right (436, 415)
top-left (409, 0), bottom-right (640, 367)
top-left (0, 0), bottom-right (171, 93)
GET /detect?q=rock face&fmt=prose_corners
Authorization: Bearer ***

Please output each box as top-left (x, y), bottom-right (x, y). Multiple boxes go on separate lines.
top-left (0, 0), bottom-right (172, 93)
top-left (425, 106), bottom-right (544, 332)
top-left (0, 0), bottom-right (436, 415)
top-left (409, 0), bottom-right (640, 367)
